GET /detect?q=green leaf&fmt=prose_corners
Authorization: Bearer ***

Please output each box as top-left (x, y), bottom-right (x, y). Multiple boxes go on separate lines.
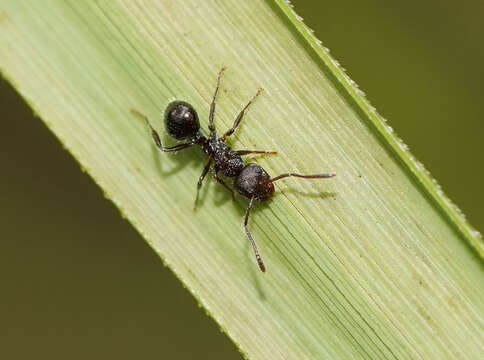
top-left (1, 0), bottom-right (482, 358)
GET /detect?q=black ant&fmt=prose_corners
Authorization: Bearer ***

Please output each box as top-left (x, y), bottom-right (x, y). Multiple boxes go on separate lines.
top-left (131, 68), bottom-right (335, 273)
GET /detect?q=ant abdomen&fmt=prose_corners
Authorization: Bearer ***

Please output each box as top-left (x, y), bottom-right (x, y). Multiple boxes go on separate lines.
top-left (164, 101), bottom-right (200, 140)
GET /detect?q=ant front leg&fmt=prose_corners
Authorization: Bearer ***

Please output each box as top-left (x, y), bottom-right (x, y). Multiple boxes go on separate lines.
top-left (194, 158), bottom-right (212, 208)
top-left (130, 109), bottom-right (195, 152)
top-left (209, 67), bottom-right (227, 137)
top-left (244, 197), bottom-right (265, 272)
top-left (213, 171), bottom-right (235, 200)
top-left (222, 88), bottom-right (263, 140)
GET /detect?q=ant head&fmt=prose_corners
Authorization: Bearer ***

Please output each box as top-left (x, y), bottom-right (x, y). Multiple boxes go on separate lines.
top-left (235, 163), bottom-right (275, 201)
top-left (164, 101), bottom-right (200, 140)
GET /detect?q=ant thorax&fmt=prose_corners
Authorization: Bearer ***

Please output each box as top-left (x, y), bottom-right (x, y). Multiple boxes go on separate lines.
top-left (202, 136), bottom-right (244, 178)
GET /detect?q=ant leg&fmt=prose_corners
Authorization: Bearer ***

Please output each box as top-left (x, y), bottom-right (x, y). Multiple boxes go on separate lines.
top-left (209, 67), bottom-right (227, 136)
top-left (130, 109), bottom-right (194, 152)
top-left (213, 171), bottom-right (235, 200)
top-left (222, 88), bottom-right (263, 140)
top-left (156, 143), bottom-right (194, 152)
top-left (194, 158), bottom-right (212, 207)
top-left (233, 150), bottom-right (277, 156)
top-left (270, 172), bottom-right (336, 183)
top-left (197, 158), bottom-right (213, 189)
top-left (244, 197), bottom-right (265, 273)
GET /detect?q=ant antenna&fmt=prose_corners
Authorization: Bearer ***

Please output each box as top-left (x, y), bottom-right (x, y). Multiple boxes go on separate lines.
top-left (270, 172), bottom-right (336, 183)
top-left (209, 66), bottom-right (227, 135)
top-left (244, 197), bottom-right (266, 273)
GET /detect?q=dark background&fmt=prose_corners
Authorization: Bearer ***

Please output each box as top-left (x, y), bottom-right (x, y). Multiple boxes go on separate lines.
top-left (1, 0), bottom-right (482, 358)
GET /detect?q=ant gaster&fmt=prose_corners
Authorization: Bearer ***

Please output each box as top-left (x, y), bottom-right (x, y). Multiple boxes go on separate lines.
top-left (131, 68), bottom-right (335, 273)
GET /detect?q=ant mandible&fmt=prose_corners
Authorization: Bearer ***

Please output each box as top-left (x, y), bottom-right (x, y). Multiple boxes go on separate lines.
top-left (131, 67), bottom-right (335, 273)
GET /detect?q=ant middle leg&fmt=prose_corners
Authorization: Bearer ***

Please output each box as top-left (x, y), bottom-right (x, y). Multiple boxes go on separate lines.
top-left (233, 150), bottom-right (277, 156)
top-left (213, 171), bottom-right (235, 200)
top-left (222, 88), bottom-right (264, 140)
top-left (130, 109), bottom-right (195, 152)
top-left (194, 158), bottom-right (212, 208)
top-left (209, 67), bottom-right (227, 136)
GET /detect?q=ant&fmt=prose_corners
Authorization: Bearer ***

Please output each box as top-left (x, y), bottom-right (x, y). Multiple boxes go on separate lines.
top-left (131, 67), bottom-right (335, 273)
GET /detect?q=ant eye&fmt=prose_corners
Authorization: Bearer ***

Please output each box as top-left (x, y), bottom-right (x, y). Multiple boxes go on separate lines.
top-left (164, 101), bottom-right (200, 140)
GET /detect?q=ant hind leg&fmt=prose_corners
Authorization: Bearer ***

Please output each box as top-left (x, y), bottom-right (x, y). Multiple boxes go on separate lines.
top-left (209, 67), bottom-right (227, 136)
top-left (130, 109), bottom-right (195, 152)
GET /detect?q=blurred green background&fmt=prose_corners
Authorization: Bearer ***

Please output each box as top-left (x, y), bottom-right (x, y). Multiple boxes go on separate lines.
top-left (1, 0), bottom-right (482, 359)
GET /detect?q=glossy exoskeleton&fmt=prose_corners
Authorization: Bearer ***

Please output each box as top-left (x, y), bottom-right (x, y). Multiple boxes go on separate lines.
top-left (131, 68), bottom-right (335, 273)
